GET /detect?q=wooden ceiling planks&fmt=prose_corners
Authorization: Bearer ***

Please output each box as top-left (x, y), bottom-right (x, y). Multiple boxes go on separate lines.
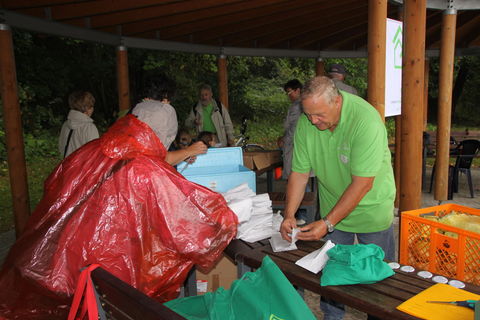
top-left (0, 0), bottom-right (478, 52)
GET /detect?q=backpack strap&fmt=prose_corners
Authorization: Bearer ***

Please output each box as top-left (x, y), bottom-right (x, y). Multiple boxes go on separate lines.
top-left (214, 99), bottom-right (223, 117)
top-left (64, 129), bottom-right (74, 158)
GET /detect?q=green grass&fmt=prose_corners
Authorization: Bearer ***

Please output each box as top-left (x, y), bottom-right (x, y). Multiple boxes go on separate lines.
top-left (0, 156), bottom-right (60, 232)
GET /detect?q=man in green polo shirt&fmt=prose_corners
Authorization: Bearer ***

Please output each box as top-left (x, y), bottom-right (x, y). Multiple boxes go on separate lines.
top-left (280, 76), bottom-right (395, 319)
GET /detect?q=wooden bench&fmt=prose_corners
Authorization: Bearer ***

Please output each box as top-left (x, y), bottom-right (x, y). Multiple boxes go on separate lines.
top-left (269, 191), bottom-right (318, 224)
top-left (91, 267), bottom-right (187, 320)
top-left (228, 239), bottom-right (480, 320)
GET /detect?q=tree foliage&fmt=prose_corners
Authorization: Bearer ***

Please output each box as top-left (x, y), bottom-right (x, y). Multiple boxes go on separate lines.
top-left (1, 29), bottom-right (479, 162)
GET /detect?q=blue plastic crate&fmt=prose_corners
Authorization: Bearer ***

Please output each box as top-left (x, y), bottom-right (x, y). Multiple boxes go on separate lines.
top-left (177, 147), bottom-right (256, 193)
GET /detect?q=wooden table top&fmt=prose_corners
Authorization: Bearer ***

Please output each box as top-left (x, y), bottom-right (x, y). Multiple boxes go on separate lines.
top-left (226, 239), bottom-right (480, 320)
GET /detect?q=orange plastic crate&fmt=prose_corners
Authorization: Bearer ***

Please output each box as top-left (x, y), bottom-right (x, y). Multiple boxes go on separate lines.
top-left (400, 204), bottom-right (480, 285)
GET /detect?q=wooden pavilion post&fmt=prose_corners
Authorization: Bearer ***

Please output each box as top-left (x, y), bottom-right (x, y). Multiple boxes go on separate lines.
top-left (0, 24), bottom-right (30, 236)
top-left (399, 0), bottom-right (427, 211)
top-left (423, 59), bottom-right (430, 130)
top-left (217, 54), bottom-right (229, 109)
top-left (394, 116), bottom-right (402, 207)
top-left (367, 0), bottom-right (387, 120)
top-left (394, 6), bottom-right (404, 208)
top-left (315, 57), bottom-right (325, 76)
top-left (116, 45), bottom-right (130, 114)
top-left (434, 8), bottom-right (457, 201)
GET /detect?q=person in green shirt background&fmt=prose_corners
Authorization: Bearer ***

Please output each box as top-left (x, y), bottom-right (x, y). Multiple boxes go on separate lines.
top-left (185, 84), bottom-right (234, 147)
top-left (280, 76), bottom-right (395, 320)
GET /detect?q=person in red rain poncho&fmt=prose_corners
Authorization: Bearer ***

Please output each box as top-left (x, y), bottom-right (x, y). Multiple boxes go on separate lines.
top-left (0, 114), bottom-right (238, 319)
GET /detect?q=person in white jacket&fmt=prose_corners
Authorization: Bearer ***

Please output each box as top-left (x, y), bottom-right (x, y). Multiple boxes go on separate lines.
top-left (185, 84), bottom-right (234, 147)
top-left (58, 91), bottom-right (99, 158)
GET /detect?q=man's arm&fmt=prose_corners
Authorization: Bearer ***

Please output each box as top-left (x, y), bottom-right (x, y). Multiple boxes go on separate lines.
top-left (296, 175), bottom-right (374, 241)
top-left (165, 141), bottom-right (207, 166)
top-left (280, 171), bottom-right (310, 241)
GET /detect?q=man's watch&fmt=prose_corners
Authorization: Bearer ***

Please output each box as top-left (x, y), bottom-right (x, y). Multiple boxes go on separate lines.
top-left (322, 217), bottom-right (335, 233)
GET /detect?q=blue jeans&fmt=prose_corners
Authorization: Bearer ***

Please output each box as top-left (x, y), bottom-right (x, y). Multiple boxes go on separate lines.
top-left (320, 224), bottom-right (396, 320)
top-left (295, 180), bottom-right (313, 221)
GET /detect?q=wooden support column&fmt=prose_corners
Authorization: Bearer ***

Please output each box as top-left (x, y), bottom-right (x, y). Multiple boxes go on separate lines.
top-left (217, 54), bottom-right (229, 109)
top-left (0, 24), bottom-right (30, 236)
top-left (367, 0), bottom-right (387, 120)
top-left (315, 58), bottom-right (325, 76)
top-left (116, 45), bottom-right (130, 114)
top-left (394, 6), bottom-right (404, 208)
top-left (400, 0), bottom-right (427, 211)
top-left (394, 116), bottom-right (402, 208)
top-left (423, 59), bottom-right (430, 130)
top-left (434, 9), bottom-right (457, 201)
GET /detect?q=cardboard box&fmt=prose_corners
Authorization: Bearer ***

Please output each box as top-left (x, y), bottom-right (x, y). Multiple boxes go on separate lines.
top-left (243, 150), bottom-right (282, 171)
top-left (195, 254), bottom-right (237, 294)
top-left (177, 147), bottom-right (256, 192)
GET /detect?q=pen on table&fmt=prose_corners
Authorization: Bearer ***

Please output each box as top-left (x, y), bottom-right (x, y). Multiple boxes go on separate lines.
top-left (426, 300), bottom-right (477, 310)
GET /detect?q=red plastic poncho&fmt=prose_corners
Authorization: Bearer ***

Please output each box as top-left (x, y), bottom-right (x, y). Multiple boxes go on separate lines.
top-left (0, 115), bottom-right (238, 319)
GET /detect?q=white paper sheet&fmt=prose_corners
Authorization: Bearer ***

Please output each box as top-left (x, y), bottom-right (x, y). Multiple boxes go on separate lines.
top-left (295, 240), bottom-right (335, 273)
top-left (227, 198), bottom-right (253, 223)
top-left (269, 232), bottom-right (298, 252)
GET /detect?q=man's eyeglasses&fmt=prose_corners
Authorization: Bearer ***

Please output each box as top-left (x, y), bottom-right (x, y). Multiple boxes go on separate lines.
top-left (285, 89), bottom-right (295, 96)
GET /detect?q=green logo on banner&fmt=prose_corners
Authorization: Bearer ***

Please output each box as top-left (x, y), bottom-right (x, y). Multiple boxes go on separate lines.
top-left (392, 25), bottom-right (403, 69)
top-left (269, 314), bottom-right (285, 320)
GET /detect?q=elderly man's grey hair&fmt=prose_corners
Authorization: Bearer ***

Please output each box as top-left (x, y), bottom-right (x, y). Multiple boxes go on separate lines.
top-left (301, 76), bottom-right (340, 105)
top-left (199, 83), bottom-right (213, 92)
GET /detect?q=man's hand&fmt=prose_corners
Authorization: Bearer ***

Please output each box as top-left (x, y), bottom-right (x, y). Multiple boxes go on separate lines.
top-left (296, 220), bottom-right (327, 241)
top-left (280, 217), bottom-right (297, 242)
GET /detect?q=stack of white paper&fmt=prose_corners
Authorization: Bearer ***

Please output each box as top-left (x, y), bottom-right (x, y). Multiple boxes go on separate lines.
top-left (223, 183), bottom-right (279, 243)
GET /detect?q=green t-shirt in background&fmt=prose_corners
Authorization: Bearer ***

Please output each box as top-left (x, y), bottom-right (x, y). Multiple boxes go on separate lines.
top-left (292, 91), bottom-right (395, 233)
top-left (202, 103), bottom-right (217, 133)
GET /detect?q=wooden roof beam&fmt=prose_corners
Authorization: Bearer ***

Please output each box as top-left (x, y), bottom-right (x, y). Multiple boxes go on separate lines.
top-left (59, 0), bottom-right (241, 29)
top-left (284, 16), bottom-right (367, 49)
top-left (183, 0), bottom-right (362, 46)
top-left (9, 1), bottom-right (179, 20)
top-left (0, 0), bottom-right (85, 10)
top-left (120, 0), bottom-right (296, 38)
top-left (322, 28), bottom-right (368, 50)
top-left (164, 0), bottom-right (358, 43)
top-left (235, 2), bottom-right (368, 48)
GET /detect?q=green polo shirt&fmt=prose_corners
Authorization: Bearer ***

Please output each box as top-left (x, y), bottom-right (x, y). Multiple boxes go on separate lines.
top-left (202, 103), bottom-right (217, 133)
top-left (292, 91), bottom-right (395, 233)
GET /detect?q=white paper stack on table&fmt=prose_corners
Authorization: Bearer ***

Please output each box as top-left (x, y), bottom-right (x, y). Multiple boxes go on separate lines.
top-left (223, 183), bottom-right (283, 243)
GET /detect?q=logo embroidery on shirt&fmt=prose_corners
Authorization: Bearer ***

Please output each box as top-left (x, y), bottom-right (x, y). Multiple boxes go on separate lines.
top-left (269, 315), bottom-right (285, 320)
top-left (340, 154), bottom-right (349, 164)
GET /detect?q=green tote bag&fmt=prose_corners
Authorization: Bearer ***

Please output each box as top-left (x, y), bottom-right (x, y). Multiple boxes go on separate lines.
top-left (165, 255), bottom-right (315, 320)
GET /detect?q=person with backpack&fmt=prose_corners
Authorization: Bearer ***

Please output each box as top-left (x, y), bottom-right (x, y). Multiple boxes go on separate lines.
top-left (185, 84), bottom-right (234, 147)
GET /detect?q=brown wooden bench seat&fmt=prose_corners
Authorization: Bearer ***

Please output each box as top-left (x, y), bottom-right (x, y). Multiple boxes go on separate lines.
top-left (91, 267), bottom-right (187, 320)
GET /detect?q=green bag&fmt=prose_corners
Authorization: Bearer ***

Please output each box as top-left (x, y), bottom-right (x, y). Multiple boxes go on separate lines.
top-left (165, 256), bottom-right (316, 320)
top-left (321, 243), bottom-right (394, 286)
